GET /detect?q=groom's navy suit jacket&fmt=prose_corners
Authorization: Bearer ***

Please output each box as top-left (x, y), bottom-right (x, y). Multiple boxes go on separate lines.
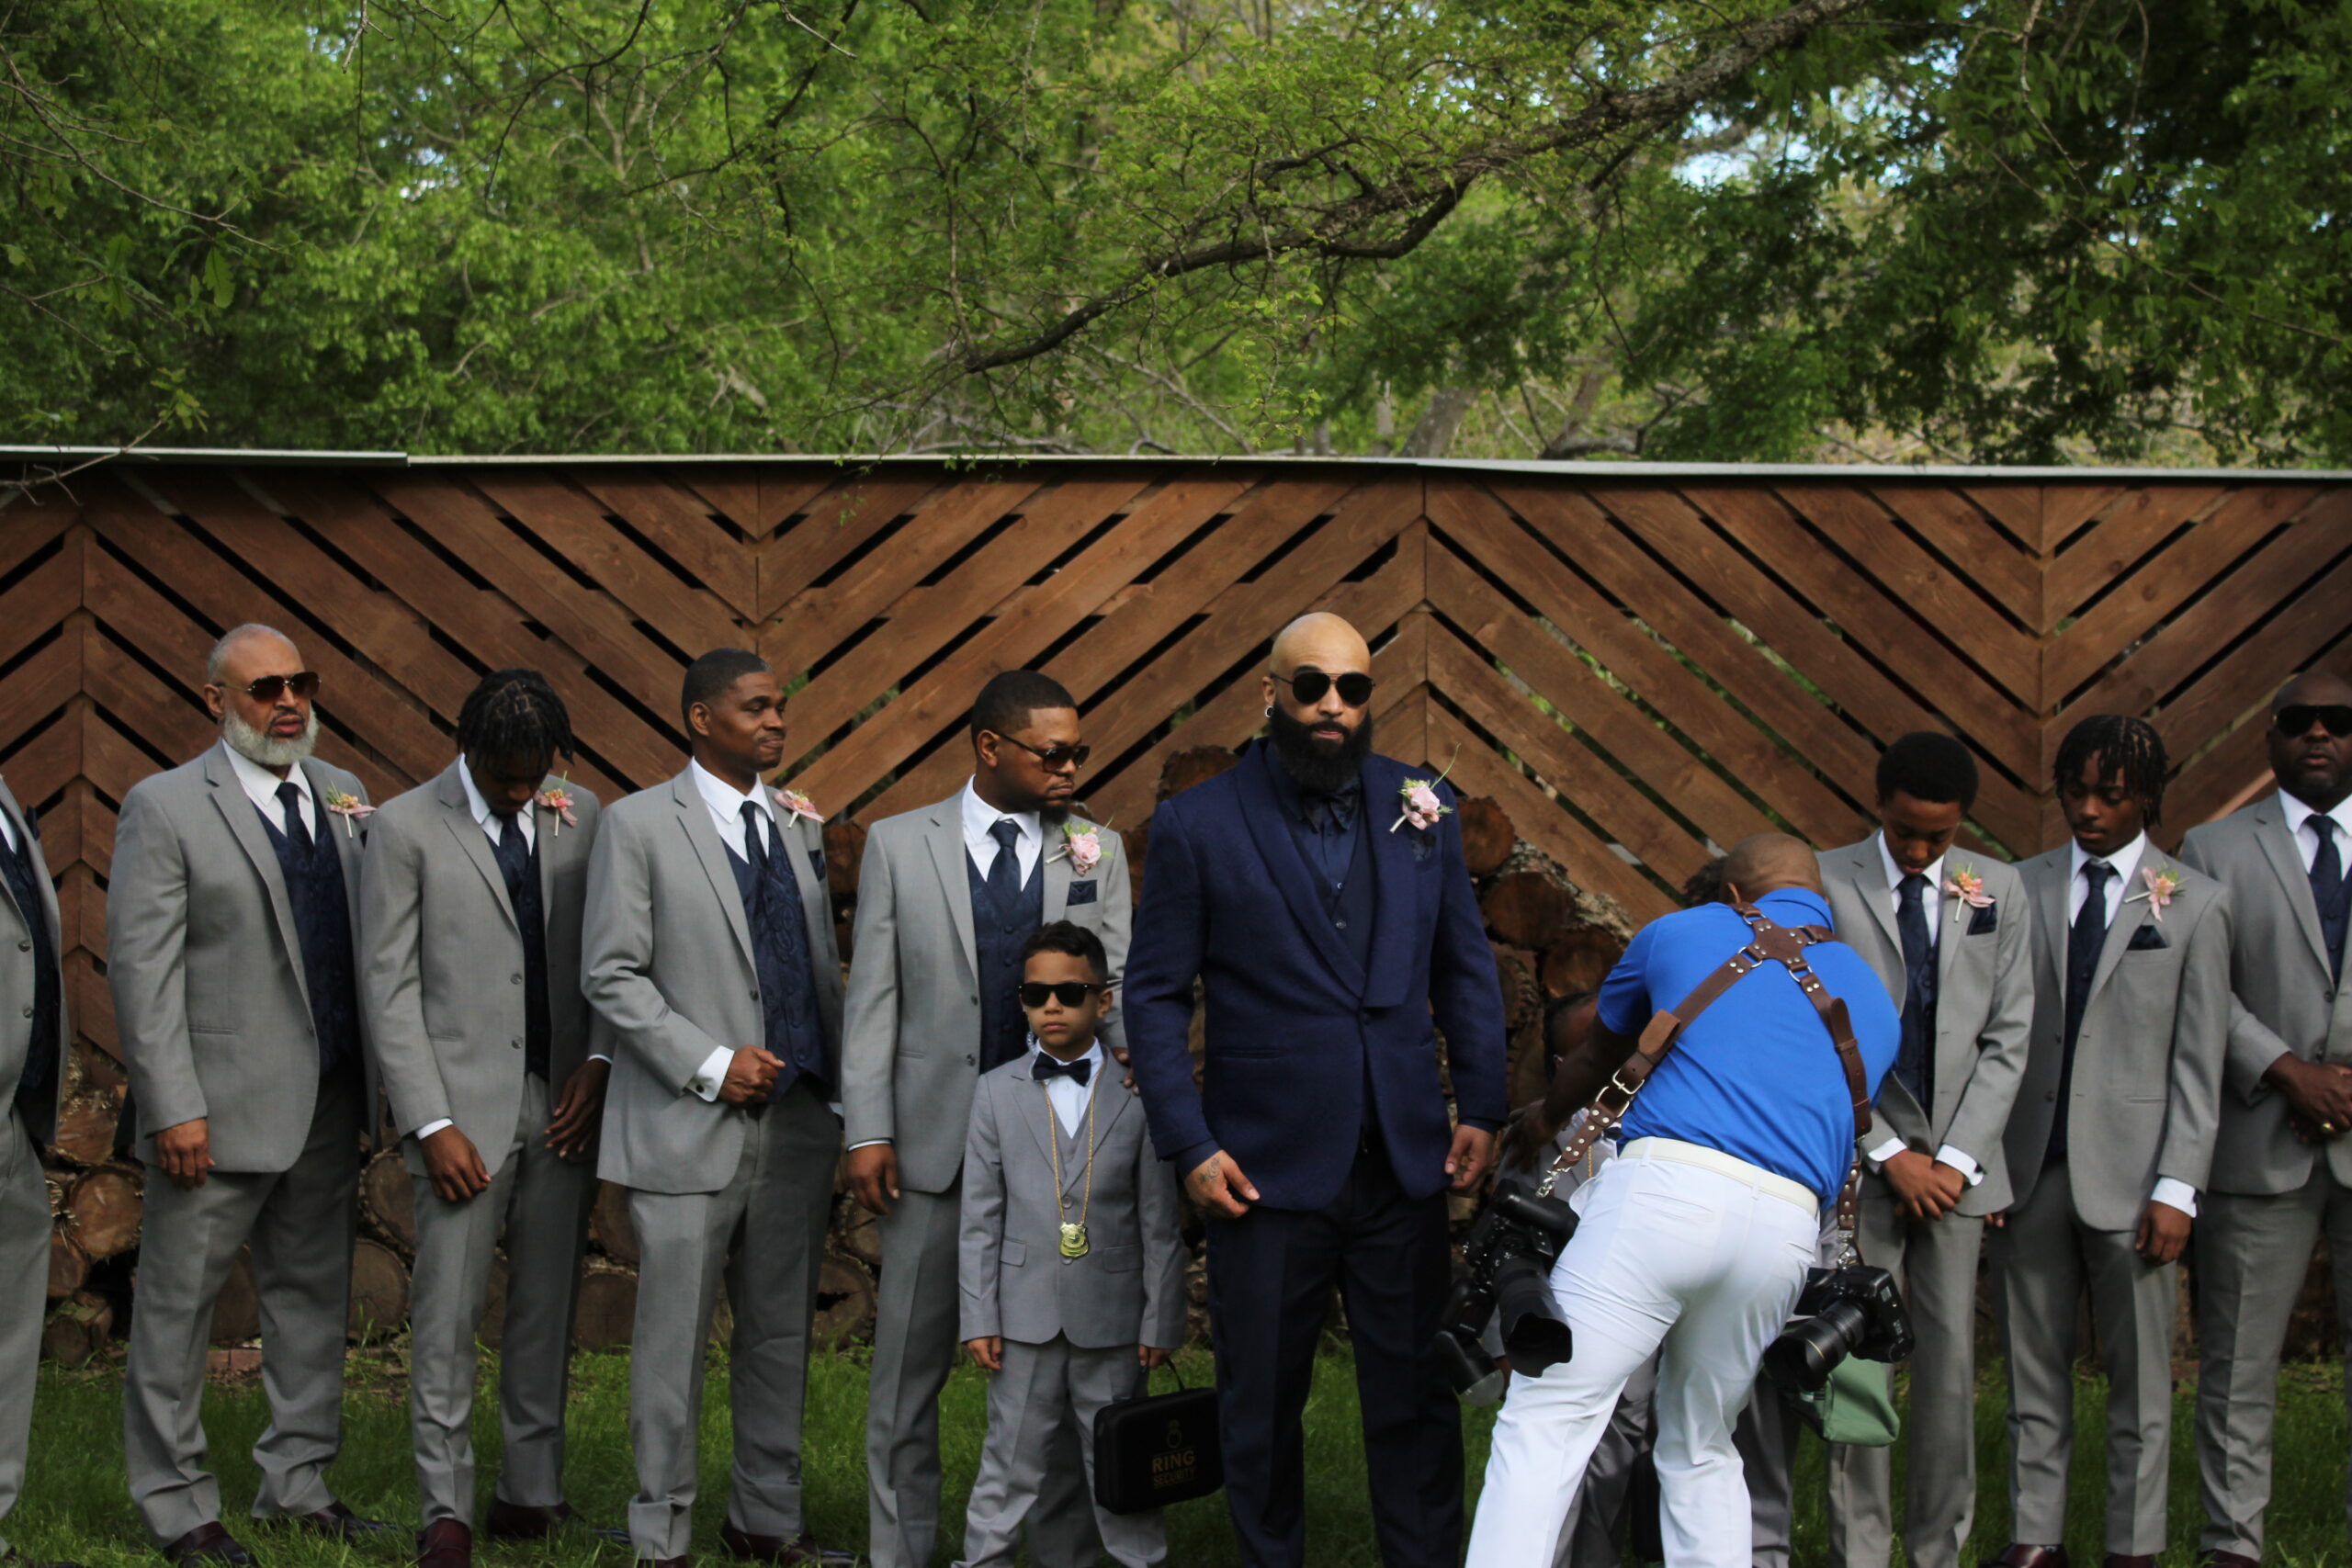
top-left (1125, 740), bottom-right (1509, 1211)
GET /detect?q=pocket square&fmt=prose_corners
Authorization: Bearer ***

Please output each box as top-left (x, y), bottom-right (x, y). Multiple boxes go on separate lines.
top-left (808, 847), bottom-right (824, 878)
top-left (1410, 832), bottom-right (1435, 863)
top-left (1065, 880), bottom-right (1099, 906)
top-left (2126, 923), bottom-right (2167, 952)
top-left (1966, 901), bottom-right (1998, 936)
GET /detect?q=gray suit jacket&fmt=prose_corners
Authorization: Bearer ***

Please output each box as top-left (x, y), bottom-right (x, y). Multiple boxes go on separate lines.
top-left (582, 770), bottom-right (843, 1195)
top-left (1819, 838), bottom-right (2035, 1214)
top-left (2178, 796), bottom-right (2352, 1196)
top-left (2003, 844), bottom-right (2232, 1231)
top-left (958, 1054), bottom-right (1186, 1351)
top-left (0, 776), bottom-right (68, 1146)
top-left (839, 794), bottom-right (1131, 1194)
top-left (107, 739), bottom-right (378, 1172)
top-left (359, 760), bottom-right (605, 1177)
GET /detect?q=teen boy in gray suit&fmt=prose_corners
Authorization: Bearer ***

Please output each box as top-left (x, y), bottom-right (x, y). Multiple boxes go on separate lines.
top-left (2177, 672), bottom-right (2352, 1568)
top-left (0, 771), bottom-right (71, 1568)
top-left (1815, 733), bottom-right (2032, 1568)
top-left (582, 649), bottom-right (846, 1568)
top-left (110, 625), bottom-right (392, 1564)
top-left (955, 921), bottom-right (1187, 1568)
top-left (1986, 716), bottom-right (2231, 1568)
top-left (842, 671), bottom-right (1131, 1568)
top-left (359, 671), bottom-right (616, 1568)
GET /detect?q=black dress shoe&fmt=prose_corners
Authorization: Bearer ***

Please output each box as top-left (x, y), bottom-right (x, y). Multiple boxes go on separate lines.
top-left (284, 1503), bottom-right (397, 1541)
top-left (414, 1521), bottom-right (470, 1568)
top-left (717, 1526), bottom-right (852, 1566)
top-left (481, 1498), bottom-right (627, 1544)
top-left (1983, 1549), bottom-right (2069, 1568)
top-left (159, 1524), bottom-right (255, 1568)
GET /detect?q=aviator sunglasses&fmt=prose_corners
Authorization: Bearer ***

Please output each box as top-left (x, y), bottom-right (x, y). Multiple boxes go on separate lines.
top-left (1271, 669), bottom-right (1375, 707)
top-left (1019, 981), bottom-right (1103, 1009)
top-left (230, 671), bottom-right (322, 702)
top-left (2275, 705), bottom-right (2352, 739)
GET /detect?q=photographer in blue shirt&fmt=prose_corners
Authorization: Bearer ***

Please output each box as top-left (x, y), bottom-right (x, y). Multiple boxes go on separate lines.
top-left (1468, 835), bottom-right (1900, 1568)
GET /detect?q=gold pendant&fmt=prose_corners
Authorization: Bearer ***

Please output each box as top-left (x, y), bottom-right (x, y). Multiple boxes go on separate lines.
top-left (1059, 1221), bottom-right (1090, 1258)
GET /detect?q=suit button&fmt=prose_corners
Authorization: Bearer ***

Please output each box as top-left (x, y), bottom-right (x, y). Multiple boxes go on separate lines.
top-left (750, 988), bottom-right (760, 1000)
top-left (18, 1005), bottom-right (28, 1018)
top-left (14, 940), bottom-right (26, 952)
top-left (511, 1039), bottom-right (522, 1050)
top-left (1359, 1010), bottom-right (1372, 1023)
top-left (511, 974), bottom-right (523, 985)
top-left (1335, 918), bottom-right (1348, 929)
top-left (966, 1055), bottom-right (976, 1066)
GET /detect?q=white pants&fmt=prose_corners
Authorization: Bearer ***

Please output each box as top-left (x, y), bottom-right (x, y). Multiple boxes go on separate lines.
top-left (1467, 1143), bottom-right (1821, 1568)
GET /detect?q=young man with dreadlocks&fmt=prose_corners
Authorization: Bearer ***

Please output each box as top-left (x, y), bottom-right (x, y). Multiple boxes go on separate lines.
top-left (1984, 715), bottom-right (2231, 1568)
top-left (358, 669), bottom-right (616, 1568)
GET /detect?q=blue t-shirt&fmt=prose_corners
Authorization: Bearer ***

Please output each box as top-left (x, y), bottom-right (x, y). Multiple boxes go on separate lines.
top-left (1597, 888), bottom-right (1901, 1205)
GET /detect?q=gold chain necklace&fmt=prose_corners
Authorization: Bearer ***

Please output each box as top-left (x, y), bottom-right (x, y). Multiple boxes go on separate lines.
top-left (1046, 1068), bottom-right (1097, 1258)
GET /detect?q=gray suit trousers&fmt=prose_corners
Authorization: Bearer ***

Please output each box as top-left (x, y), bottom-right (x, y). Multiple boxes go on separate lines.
top-left (625, 1084), bottom-right (838, 1560)
top-left (0, 1111), bottom-right (48, 1556)
top-left (1826, 1201), bottom-right (1984, 1568)
top-left (2194, 1174), bottom-right (2352, 1557)
top-left (955, 1337), bottom-right (1167, 1568)
top-left (408, 1073), bottom-right (594, 1525)
top-left (1558, 1354), bottom-right (1656, 1568)
top-left (865, 1184), bottom-right (1097, 1568)
top-left (1991, 1165), bottom-right (2175, 1555)
top-left (1736, 1373), bottom-right (1803, 1568)
top-left (124, 1068), bottom-right (362, 1543)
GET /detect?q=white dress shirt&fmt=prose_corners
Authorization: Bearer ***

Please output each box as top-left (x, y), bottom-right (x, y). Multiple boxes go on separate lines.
top-left (224, 742), bottom-right (317, 837)
top-left (0, 800), bottom-right (17, 854)
top-left (680, 760), bottom-right (788, 1102)
top-left (962, 779), bottom-right (1043, 886)
top-left (1864, 835), bottom-right (1986, 1184)
top-left (2279, 788), bottom-right (2352, 874)
top-left (2059, 830), bottom-right (2196, 1216)
top-left (1033, 1039), bottom-right (1106, 1137)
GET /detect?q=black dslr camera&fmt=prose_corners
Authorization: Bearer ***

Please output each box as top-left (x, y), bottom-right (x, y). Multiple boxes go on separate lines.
top-left (1761, 1264), bottom-right (1914, 1394)
top-left (1432, 1188), bottom-right (1580, 1393)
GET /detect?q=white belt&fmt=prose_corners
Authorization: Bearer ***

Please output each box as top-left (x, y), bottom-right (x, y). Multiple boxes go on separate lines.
top-left (1618, 1137), bottom-right (1818, 1215)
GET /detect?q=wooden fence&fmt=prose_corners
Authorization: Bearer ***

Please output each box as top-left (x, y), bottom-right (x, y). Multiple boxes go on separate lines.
top-left (4, 455), bottom-right (2346, 1160)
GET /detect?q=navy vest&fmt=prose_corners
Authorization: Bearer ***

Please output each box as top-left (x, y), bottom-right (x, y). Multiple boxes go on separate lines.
top-left (968, 848), bottom-right (1047, 1074)
top-left (256, 801), bottom-right (362, 1077)
top-left (489, 821), bottom-right (552, 1079)
top-left (724, 824), bottom-right (829, 1096)
top-left (2, 817), bottom-right (61, 1144)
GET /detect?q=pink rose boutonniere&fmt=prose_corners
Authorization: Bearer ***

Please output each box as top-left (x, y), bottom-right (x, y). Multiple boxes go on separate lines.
top-left (1942, 863), bottom-right (1994, 908)
top-left (321, 787), bottom-right (374, 840)
top-left (773, 787), bottom-right (824, 826)
top-left (1390, 750), bottom-right (1460, 833)
top-left (536, 777), bottom-right (578, 836)
top-left (2128, 863), bottom-right (2183, 921)
top-left (1050, 820), bottom-right (1104, 876)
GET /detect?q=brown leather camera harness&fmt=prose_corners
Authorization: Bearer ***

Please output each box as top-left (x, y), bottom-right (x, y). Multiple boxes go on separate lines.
top-left (1535, 902), bottom-right (1874, 1254)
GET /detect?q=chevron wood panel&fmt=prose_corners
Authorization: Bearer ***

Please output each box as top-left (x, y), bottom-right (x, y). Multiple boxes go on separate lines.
top-left (0, 459), bottom-right (2341, 1134)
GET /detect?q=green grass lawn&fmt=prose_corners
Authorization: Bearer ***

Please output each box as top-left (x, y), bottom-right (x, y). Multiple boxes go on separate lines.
top-left (12, 1350), bottom-right (2348, 1565)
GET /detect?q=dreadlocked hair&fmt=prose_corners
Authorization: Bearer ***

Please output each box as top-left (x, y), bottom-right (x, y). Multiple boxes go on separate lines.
top-left (456, 669), bottom-right (574, 773)
top-left (2053, 713), bottom-right (2168, 828)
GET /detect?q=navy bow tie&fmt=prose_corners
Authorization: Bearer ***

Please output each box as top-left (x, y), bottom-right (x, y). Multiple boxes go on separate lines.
top-left (1034, 1053), bottom-right (1093, 1087)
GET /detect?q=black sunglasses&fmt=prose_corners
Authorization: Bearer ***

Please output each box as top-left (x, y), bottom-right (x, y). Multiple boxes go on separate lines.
top-left (1019, 981), bottom-right (1102, 1009)
top-left (233, 671), bottom-right (322, 702)
top-left (2275, 705), bottom-right (2352, 739)
top-left (997, 735), bottom-right (1091, 769)
top-left (1272, 669), bottom-right (1375, 707)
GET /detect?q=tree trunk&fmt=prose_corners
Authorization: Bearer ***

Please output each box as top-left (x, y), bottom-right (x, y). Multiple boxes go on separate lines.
top-left (1400, 389), bottom-right (1478, 458)
top-left (814, 1251), bottom-right (877, 1350)
top-left (1541, 930), bottom-right (1626, 998)
top-left (62, 1166), bottom-right (141, 1260)
top-left (1455, 796), bottom-right (1516, 878)
top-left (1479, 871), bottom-right (1576, 951)
top-left (347, 1238), bottom-right (410, 1341)
top-left (572, 1260), bottom-right (639, 1351)
top-left (211, 1249), bottom-right (260, 1345)
top-left (359, 1148), bottom-right (417, 1257)
top-left (592, 1180), bottom-right (639, 1267)
top-left (40, 1291), bottom-right (112, 1367)
top-left (47, 1226), bottom-right (88, 1300)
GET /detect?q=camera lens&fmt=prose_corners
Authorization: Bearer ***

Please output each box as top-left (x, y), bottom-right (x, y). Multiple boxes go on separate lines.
top-left (1493, 1260), bottom-right (1574, 1377)
top-left (1432, 1325), bottom-right (1498, 1395)
top-left (1763, 1297), bottom-right (1871, 1393)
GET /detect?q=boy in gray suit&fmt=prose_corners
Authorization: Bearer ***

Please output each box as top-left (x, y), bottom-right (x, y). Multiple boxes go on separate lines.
top-left (956, 922), bottom-right (1186, 1568)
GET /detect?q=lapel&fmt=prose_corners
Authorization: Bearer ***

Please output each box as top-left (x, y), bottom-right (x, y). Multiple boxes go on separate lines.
top-left (1838, 839), bottom-right (1903, 968)
top-left (2250, 798), bottom-right (2331, 977)
top-left (300, 758), bottom-right (368, 921)
top-left (1042, 826), bottom-right (1073, 921)
top-left (1362, 755), bottom-right (1422, 1010)
top-left (1234, 745), bottom-right (1367, 997)
top-left (782, 808), bottom-right (831, 951)
top-left (670, 771), bottom-right (758, 974)
top-left (1086, 1067), bottom-right (1130, 1166)
top-left (0, 778), bottom-right (49, 944)
top-left (537, 777), bottom-right (563, 908)
top-left (922, 795), bottom-right (981, 983)
top-left (1009, 1058), bottom-right (1058, 1172)
top-left (436, 761), bottom-right (518, 934)
top-left (203, 741), bottom-right (306, 993)
top-left (2086, 856), bottom-right (2157, 1003)
top-left (2028, 850), bottom-right (2068, 991)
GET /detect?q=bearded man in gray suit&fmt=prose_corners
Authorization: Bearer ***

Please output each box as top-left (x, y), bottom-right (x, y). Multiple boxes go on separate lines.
top-left (359, 670), bottom-right (616, 1568)
top-left (841, 670), bottom-right (1131, 1568)
top-left (582, 649), bottom-right (847, 1568)
top-left (1985, 716), bottom-right (2231, 1568)
top-left (2177, 672), bottom-right (2352, 1568)
top-left (111, 625), bottom-right (393, 1565)
top-left (0, 769), bottom-right (72, 1568)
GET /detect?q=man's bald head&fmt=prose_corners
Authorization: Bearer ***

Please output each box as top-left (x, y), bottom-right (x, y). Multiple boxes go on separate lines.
top-left (1721, 833), bottom-right (1822, 904)
top-left (1270, 612), bottom-right (1371, 678)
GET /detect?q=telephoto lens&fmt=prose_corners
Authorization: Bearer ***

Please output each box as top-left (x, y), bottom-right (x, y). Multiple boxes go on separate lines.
top-left (1762, 1295), bottom-right (1871, 1393)
top-left (1762, 1264), bottom-right (1915, 1394)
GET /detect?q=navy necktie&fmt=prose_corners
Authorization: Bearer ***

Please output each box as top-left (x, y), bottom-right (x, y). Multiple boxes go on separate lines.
top-left (2312, 817), bottom-right (2348, 980)
top-left (741, 802), bottom-right (775, 873)
top-left (277, 781), bottom-right (313, 856)
top-left (988, 818), bottom-right (1023, 905)
top-left (1894, 872), bottom-right (1935, 1107)
top-left (1035, 1053), bottom-right (1092, 1087)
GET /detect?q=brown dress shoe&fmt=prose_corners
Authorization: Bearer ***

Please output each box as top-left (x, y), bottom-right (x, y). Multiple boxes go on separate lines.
top-left (1983, 1549), bottom-right (2070, 1568)
top-left (481, 1498), bottom-right (628, 1544)
top-left (414, 1521), bottom-right (470, 1568)
top-left (717, 1526), bottom-right (851, 1566)
top-left (158, 1524), bottom-right (255, 1568)
top-left (284, 1502), bottom-right (397, 1541)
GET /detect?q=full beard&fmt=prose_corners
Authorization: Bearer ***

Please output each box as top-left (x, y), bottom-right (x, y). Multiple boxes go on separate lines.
top-left (222, 708), bottom-right (320, 770)
top-left (1268, 704), bottom-right (1373, 795)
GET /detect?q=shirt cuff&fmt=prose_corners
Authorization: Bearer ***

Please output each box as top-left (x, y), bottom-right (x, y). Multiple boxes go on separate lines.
top-left (2150, 1178), bottom-right (2199, 1218)
top-left (688, 1046), bottom-right (734, 1103)
top-left (1933, 1145), bottom-right (1984, 1185)
top-left (590, 1052), bottom-right (611, 1065)
top-left (1865, 1135), bottom-right (1907, 1167)
top-left (414, 1118), bottom-right (454, 1141)
top-left (846, 1138), bottom-right (888, 1152)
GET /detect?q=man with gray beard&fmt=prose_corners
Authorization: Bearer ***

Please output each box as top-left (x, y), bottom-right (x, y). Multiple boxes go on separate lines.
top-left (111, 625), bottom-right (392, 1565)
